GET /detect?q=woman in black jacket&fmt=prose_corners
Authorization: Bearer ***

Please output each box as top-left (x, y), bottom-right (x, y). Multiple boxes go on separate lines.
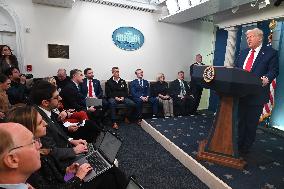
top-left (6, 105), bottom-right (128, 189)
top-left (0, 45), bottom-right (19, 74)
top-left (151, 73), bottom-right (174, 117)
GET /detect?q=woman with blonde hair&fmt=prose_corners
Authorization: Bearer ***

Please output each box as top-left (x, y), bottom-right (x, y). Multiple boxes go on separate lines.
top-left (151, 73), bottom-right (174, 117)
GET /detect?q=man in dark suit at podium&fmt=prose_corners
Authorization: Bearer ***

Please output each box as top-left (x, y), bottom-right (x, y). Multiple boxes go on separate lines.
top-left (235, 28), bottom-right (279, 154)
top-left (190, 54), bottom-right (205, 114)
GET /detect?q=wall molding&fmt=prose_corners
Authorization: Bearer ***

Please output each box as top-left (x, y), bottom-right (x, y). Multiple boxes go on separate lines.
top-left (0, 0), bottom-right (24, 72)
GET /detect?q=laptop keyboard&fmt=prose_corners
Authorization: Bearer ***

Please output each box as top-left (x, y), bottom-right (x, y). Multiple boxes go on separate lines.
top-left (86, 143), bottom-right (95, 156)
top-left (86, 152), bottom-right (110, 174)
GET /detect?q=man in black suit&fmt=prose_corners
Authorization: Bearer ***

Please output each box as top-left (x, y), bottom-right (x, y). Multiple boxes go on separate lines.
top-left (105, 67), bottom-right (135, 129)
top-left (60, 69), bottom-right (88, 111)
top-left (5, 67), bottom-right (28, 105)
top-left (54, 68), bottom-right (71, 92)
top-left (60, 69), bottom-right (104, 125)
top-left (30, 80), bottom-right (88, 165)
top-left (189, 54), bottom-right (205, 114)
top-left (169, 71), bottom-right (194, 116)
top-left (235, 28), bottom-right (279, 154)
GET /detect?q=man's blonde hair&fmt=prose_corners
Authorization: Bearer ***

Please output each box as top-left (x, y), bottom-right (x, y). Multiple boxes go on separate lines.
top-left (246, 28), bottom-right (263, 40)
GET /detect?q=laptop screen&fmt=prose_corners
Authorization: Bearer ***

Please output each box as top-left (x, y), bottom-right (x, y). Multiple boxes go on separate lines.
top-left (99, 132), bottom-right (122, 163)
top-left (126, 179), bottom-right (144, 189)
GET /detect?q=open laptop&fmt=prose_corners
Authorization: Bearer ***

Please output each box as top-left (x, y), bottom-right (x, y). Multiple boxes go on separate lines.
top-left (75, 131), bottom-right (122, 182)
top-left (86, 131), bottom-right (106, 156)
top-left (126, 177), bottom-right (144, 189)
top-left (86, 97), bottom-right (102, 107)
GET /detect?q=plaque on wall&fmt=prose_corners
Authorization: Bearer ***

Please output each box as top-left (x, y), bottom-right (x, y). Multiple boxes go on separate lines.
top-left (48, 44), bottom-right (69, 59)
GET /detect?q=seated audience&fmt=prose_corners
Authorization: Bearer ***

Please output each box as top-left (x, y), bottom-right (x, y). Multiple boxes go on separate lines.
top-left (0, 74), bottom-right (11, 122)
top-left (60, 69), bottom-right (92, 111)
top-left (5, 67), bottom-right (28, 105)
top-left (169, 71), bottom-right (194, 116)
top-left (43, 76), bottom-right (89, 123)
top-left (0, 122), bottom-right (41, 188)
top-left (60, 69), bottom-right (103, 126)
top-left (6, 105), bottom-right (128, 189)
top-left (29, 80), bottom-right (89, 166)
top-left (54, 68), bottom-right (71, 91)
top-left (151, 73), bottom-right (174, 117)
top-left (0, 45), bottom-right (19, 74)
top-left (105, 67), bottom-right (135, 129)
top-left (130, 69), bottom-right (158, 124)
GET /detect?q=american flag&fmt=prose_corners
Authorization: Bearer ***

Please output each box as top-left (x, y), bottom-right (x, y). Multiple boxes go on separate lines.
top-left (259, 79), bottom-right (276, 123)
top-left (259, 39), bottom-right (276, 123)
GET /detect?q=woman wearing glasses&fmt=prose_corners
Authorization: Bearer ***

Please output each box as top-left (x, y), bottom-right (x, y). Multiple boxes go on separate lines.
top-left (0, 45), bottom-right (19, 74)
top-left (6, 105), bottom-right (128, 189)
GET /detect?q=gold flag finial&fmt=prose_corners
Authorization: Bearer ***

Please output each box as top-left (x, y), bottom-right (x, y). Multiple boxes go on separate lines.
top-left (269, 20), bottom-right (277, 31)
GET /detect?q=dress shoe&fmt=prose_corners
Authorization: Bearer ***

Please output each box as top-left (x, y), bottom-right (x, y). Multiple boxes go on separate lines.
top-left (112, 122), bottom-right (119, 130)
top-left (124, 117), bottom-right (130, 124)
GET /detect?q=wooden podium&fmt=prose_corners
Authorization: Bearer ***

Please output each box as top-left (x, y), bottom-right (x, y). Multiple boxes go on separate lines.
top-left (192, 66), bottom-right (263, 169)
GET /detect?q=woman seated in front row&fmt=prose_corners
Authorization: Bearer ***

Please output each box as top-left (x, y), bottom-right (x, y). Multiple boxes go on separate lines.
top-left (151, 73), bottom-right (174, 117)
top-left (6, 105), bottom-right (128, 189)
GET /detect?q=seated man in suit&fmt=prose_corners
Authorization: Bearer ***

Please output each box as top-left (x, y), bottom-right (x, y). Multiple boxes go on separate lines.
top-left (60, 69), bottom-right (90, 111)
top-left (5, 67), bottom-right (28, 105)
top-left (235, 28), bottom-right (279, 154)
top-left (169, 71), bottom-right (194, 116)
top-left (60, 69), bottom-right (104, 125)
top-left (130, 69), bottom-right (158, 125)
top-left (105, 67), bottom-right (136, 129)
top-left (81, 67), bottom-right (108, 109)
top-left (30, 80), bottom-right (88, 166)
top-left (0, 123), bottom-right (41, 188)
top-left (54, 68), bottom-right (71, 92)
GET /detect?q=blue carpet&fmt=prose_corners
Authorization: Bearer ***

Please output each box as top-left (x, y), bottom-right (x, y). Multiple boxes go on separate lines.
top-left (115, 122), bottom-right (209, 189)
top-left (145, 112), bottom-right (284, 189)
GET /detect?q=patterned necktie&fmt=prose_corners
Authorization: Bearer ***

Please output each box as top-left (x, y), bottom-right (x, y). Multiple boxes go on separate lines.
top-left (180, 81), bottom-right (186, 95)
top-left (245, 49), bottom-right (255, 72)
top-left (139, 79), bottom-right (143, 87)
top-left (88, 80), bottom-right (93, 97)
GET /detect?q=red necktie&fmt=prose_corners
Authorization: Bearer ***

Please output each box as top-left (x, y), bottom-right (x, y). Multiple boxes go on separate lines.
top-left (88, 80), bottom-right (93, 97)
top-left (244, 49), bottom-right (255, 72)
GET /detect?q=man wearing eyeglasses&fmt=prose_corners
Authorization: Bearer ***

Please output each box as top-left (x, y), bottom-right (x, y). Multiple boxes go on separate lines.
top-left (0, 123), bottom-right (41, 189)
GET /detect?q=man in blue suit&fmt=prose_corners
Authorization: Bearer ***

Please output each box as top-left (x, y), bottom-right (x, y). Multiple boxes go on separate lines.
top-left (130, 69), bottom-right (158, 125)
top-left (235, 28), bottom-right (279, 154)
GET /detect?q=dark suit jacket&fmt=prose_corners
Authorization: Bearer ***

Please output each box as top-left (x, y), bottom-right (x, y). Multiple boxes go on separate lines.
top-left (34, 106), bottom-right (76, 162)
top-left (189, 62), bottom-right (205, 95)
top-left (169, 79), bottom-right (190, 100)
top-left (81, 78), bottom-right (103, 98)
top-left (151, 81), bottom-right (169, 97)
top-left (130, 79), bottom-right (150, 98)
top-left (54, 76), bottom-right (71, 91)
top-left (235, 46), bottom-right (279, 105)
top-left (105, 77), bottom-right (128, 98)
top-left (60, 81), bottom-right (86, 111)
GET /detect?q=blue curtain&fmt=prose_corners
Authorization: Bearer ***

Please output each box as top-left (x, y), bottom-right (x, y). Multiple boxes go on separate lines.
top-left (271, 21), bottom-right (284, 130)
top-left (208, 28), bottom-right (227, 111)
